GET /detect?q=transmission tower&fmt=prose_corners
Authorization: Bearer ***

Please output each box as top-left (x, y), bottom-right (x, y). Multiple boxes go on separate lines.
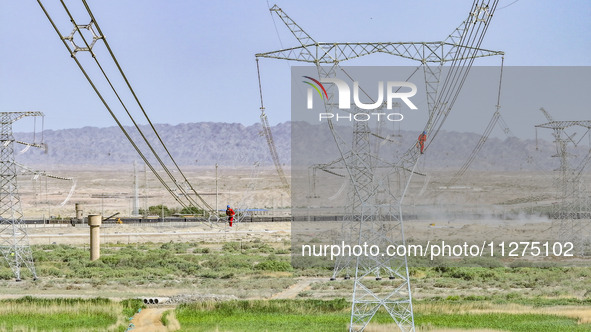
top-left (535, 108), bottom-right (591, 253)
top-left (257, 1), bottom-right (502, 330)
top-left (0, 112), bottom-right (44, 281)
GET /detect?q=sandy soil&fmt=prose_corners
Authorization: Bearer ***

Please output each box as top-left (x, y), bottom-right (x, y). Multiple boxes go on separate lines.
top-left (17, 165), bottom-right (291, 219)
top-left (17, 167), bottom-right (577, 249)
top-left (130, 307), bottom-right (180, 332)
top-left (23, 221), bottom-right (291, 245)
top-left (19, 167), bottom-right (586, 220)
top-left (271, 277), bottom-right (323, 299)
top-left (4, 168), bottom-right (591, 330)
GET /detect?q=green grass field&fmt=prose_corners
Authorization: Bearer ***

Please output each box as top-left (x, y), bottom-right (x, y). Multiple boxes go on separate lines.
top-left (174, 299), bottom-right (591, 332)
top-left (1, 297), bottom-right (588, 331)
top-left (416, 313), bottom-right (590, 332)
top-left (175, 299), bottom-right (353, 332)
top-left (0, 241), bottom-right (291, 282)
top-left (1, 242), bottom-right (591, 331)
top-left (3, 242), bottom-right (590, 300)
top-left (0, 297), bottom-right (143, 332)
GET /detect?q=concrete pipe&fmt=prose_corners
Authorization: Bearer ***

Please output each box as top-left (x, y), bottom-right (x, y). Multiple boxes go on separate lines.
top-left (143, 297), bottom-right (166, 305)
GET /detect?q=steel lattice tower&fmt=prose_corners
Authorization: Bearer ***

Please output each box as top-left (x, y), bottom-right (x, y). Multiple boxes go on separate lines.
top-left (535, 109), bottom-right (591, 254)
top-left (0, 112), bottom-right (42, 281)
top-left (257, 2), bottom-right (501, 330)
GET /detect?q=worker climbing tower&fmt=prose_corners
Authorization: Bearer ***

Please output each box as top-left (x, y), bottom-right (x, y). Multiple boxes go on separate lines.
top-left (257, 1), bottom-right (502, 330)
top-left (0, 112), bottom-right (43, 281)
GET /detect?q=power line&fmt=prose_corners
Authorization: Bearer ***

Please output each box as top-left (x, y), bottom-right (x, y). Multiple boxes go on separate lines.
top-left (36, 0), bottom-right (213, 213)
top-left (498, 0), bottom-right (520, 10)
top-left (79, 0), bottom-right (212, 212)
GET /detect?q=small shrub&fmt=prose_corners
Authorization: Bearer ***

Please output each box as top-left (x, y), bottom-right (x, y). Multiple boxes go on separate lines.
top-left (255, 258), bottom-right (292, 272)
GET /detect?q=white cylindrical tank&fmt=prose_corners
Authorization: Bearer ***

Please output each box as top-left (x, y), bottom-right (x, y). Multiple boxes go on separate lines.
top-left (88, 214), bottom-right (102, 261)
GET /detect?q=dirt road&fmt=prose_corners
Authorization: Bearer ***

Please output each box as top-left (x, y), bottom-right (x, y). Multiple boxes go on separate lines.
top-left (271, 278), bottom-right (324, 299)
top-left (129, 307), bottom-right (179, 332)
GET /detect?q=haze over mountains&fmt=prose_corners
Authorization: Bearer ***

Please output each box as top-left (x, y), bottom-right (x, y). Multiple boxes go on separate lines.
top-left (13, 121), bottom-right (587, 173)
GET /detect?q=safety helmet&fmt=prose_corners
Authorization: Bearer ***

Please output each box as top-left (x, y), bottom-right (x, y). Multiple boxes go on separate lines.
top-left (227, 205), bottom-right (230, 208)
top-left (423, 131), bottom-right (427, 135)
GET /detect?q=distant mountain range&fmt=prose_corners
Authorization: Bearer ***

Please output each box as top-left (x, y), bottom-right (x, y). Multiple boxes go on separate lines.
top-left (13, 121), bottom-right (588, 172)
top-left (15, 122), bottom-right (289, 168)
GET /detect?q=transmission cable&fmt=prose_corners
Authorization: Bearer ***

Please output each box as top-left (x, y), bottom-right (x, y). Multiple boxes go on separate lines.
top-left (60, 1), bottom-right (193, 207)
top-left (447, 55), bottom-right (504, 185)
top-left (37, 0), bottom-right (191, 210)
top-left (426, 0), bottom-right (500, 149)
top-left (37, 0), bottom-right (213, 212)
top-left (80, 0), bottom-right (212, 211)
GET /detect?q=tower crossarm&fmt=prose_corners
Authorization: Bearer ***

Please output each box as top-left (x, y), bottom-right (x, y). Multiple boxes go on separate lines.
top-left (265, 5), bottom-right (338, 64)
top-left (535, 121), bottom-right (591, 130)
top-left (539, 107), bottom-right (555, 123)
top-left (269, 4), bottom-right (317, 48)
top-left (15, 162), bottom-right (74, 182)
top-left (14, 141), bottom-right (46, 151)
top-left (256, 42), bottom-right (503, 64)
top-left (0, 112), bottom-right (43, 125)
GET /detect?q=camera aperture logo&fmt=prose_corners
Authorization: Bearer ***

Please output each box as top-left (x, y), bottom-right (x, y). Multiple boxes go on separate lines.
top-left (303, 76), bottom-right (418, 122)
top-left (302, 76), bottom-right (328, 103)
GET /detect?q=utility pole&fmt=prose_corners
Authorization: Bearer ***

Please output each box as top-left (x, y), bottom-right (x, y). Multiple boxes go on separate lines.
top-left (132, 161), bottom-right (139, 215)
top-left (143, 163), bottom-right (148, 216)
top-left (215, 163), bottom-right (218, 214)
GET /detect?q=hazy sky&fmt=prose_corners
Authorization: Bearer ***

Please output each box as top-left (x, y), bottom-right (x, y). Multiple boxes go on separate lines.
top-left (0, 0), bottom-right (589, 138)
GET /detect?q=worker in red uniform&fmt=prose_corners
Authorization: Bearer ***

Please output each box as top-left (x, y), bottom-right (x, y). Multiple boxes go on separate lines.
top-left (418, 131), bottom-right (427, 154)
top-left (226, 205), bottom-right (235, 227)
